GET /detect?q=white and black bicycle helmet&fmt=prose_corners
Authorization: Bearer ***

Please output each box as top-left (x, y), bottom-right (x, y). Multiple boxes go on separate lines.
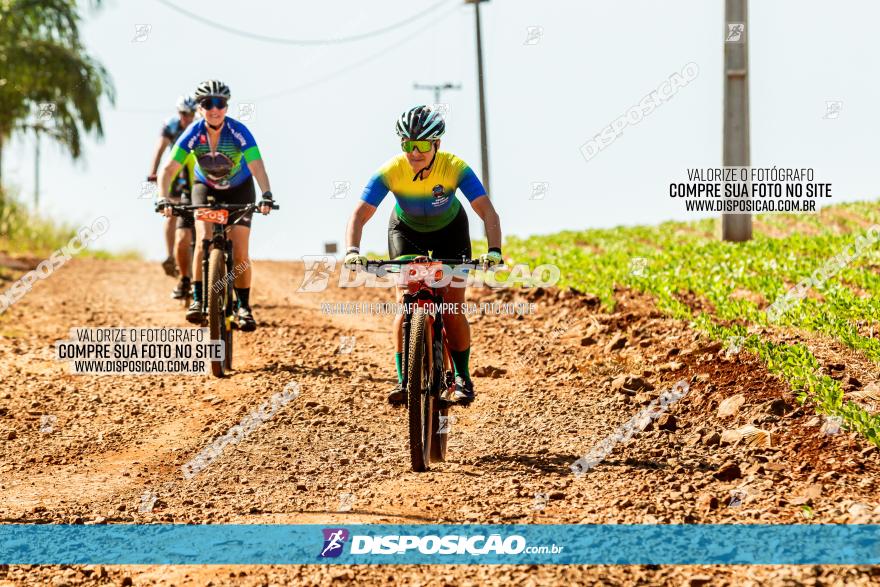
top-left (395, 105), bottom-right (445, 140)
top-left (194, 79), bottom-right (231, 101)
top-left (176, 95), bottom-right (197, 113)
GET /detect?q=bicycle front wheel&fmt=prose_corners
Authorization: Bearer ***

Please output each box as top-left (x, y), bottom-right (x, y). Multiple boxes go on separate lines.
top-left (406, 308), bottom-right (434, 472)
top-left (207, 247), bottom-right (227, 378)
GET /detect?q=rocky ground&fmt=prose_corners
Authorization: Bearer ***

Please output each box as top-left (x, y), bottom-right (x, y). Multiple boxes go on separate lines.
top-left (1, 259), bottom-right (879, 586)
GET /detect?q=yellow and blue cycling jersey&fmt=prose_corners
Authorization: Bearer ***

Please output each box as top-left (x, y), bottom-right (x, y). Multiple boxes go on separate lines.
top-left (360, 151), bottom-right (487, 232)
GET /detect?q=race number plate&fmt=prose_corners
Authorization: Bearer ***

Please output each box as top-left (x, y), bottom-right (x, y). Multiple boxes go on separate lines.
top-left (195, 208), bottom-right (229, 224)
top-left (401, 261), bottom-right (445, 287)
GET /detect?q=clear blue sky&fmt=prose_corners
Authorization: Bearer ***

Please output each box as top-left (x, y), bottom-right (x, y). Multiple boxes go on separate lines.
top-left (4, 0), bottom-right (878, 259)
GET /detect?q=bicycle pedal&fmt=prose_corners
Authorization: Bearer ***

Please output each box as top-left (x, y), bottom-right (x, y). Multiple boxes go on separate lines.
top-left (437, 391), bottom-right (456, 407)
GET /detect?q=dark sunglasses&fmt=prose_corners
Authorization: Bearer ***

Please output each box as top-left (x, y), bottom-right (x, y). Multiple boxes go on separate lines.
top-left (401, 140), bottom-right (434, 153)
top-left (199, 97), bottom-right (227, 111)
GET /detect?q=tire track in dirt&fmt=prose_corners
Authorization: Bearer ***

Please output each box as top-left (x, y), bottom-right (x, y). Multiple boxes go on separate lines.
top-left (3, 259), bottom-right (880, 585)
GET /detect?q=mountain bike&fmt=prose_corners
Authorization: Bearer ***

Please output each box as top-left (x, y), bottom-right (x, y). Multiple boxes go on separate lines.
top-left (168, 201), bottom-right (279, 377)
top-left (364, 257), bottom-right (481, 472)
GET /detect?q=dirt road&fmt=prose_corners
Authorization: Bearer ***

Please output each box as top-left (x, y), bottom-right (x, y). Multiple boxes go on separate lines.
top-left (1, 259), bottom-right (879, 585)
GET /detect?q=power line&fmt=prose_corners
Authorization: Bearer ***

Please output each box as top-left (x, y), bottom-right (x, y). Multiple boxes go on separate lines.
top-left (153, 0), bottom-right (453, 45)
top-left (119, 6), bottom-right (458, 114)
top-left (250, 7), bottom-right (459, 101)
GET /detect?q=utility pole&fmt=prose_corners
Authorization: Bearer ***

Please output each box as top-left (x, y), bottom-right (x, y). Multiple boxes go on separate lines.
top-left (413, 82), bottom-right (461, 106)
top-left (722, 0), bottom-right (751, 241)
top-left (465, 0), bottom-right (491, 200)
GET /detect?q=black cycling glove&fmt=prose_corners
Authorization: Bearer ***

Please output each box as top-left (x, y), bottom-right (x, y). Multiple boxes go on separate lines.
top-left (258, 190), bottom-right (274, 209)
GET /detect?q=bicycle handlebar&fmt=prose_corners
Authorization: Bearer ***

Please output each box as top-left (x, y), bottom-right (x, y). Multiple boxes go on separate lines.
top-left (161, 202), bottom-right (280, 217)
top-left (364, 258), bottom-right (480, 267)
top-left (164, 202), bottom-right (280, 211)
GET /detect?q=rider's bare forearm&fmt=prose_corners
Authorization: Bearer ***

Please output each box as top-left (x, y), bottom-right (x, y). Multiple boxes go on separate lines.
top-left (346, 220), bottom-right (364, 251)
top-left (346, 202), bottom-right (377, 249)
top-left (471, 195), bottom-right (502, 250)
top-left (159, 160), bottom-right (182, 199)
top-left (149, 137), bottom-right (170, 177)
top-left (247, 159), bottom-right (271, 194)
top-left (484, 212), bottom-right (502, 250)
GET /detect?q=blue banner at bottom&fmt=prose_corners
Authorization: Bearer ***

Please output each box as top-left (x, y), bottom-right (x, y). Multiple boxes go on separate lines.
top-left (2, 524), bottom-right (880, 565)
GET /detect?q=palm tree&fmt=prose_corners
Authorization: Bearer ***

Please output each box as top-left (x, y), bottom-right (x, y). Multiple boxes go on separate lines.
top-left (0, 0), bottom-right (114, 183)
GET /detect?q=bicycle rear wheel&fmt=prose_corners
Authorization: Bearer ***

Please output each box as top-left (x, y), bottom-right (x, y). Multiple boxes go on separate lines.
top-left (224, 306), bottom-right (234, 371)
top-left (207, 247), bottom-right (227, 377)
top-left (406, 308), bottom-right (434, 472)
top-left (224, 272), bottom-right (234, 371)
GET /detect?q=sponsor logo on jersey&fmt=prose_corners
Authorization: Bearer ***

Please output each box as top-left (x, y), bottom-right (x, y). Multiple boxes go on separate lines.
top-left (431, 184), bottom-right (450, 207)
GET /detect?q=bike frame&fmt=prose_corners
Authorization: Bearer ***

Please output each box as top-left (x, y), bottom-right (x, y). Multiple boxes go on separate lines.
top-left (368, 257), bottom-right (478, 404)
top-left (199, 222), bottom-right (236, 330)
top-left (163, 200), bottom-right (277, 377)
top-left (400, 285), bottom-right (453, 404)
top-left (168, 201), bottom-right (277, 323)
top-left (358, 257), bottom-right (481, 469)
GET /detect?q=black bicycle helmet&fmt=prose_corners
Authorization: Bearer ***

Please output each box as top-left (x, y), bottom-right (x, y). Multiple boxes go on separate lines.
top-left (395, 105), bottom-right (445, 140)
top-left (193, 80), bottom-right (231, 100)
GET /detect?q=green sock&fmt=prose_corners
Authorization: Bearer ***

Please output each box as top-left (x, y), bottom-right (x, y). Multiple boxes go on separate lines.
top-left (450, 347), bottom-right (471, 381)
top-left (395, 352), bottom-right (403, 383)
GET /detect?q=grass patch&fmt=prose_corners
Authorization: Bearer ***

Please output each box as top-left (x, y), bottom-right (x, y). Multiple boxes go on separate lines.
top-left (0, 187), bottom-right (137, 259)
top-left (0, 187), bottom-right (77, 255)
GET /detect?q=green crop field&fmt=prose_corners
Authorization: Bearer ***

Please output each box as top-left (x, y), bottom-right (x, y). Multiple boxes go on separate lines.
top-left (500, 201), bottom-right (880, 447)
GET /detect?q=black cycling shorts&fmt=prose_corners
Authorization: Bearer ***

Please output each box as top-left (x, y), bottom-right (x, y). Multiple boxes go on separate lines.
top-left (387, 204), bottom-right (471, 261)
top-left (191, 179), bottom-right (256, 229)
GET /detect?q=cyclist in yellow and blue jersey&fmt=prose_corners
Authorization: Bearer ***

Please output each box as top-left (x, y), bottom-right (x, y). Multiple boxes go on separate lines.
top-left (344, 105), bottom-right (503, 406)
